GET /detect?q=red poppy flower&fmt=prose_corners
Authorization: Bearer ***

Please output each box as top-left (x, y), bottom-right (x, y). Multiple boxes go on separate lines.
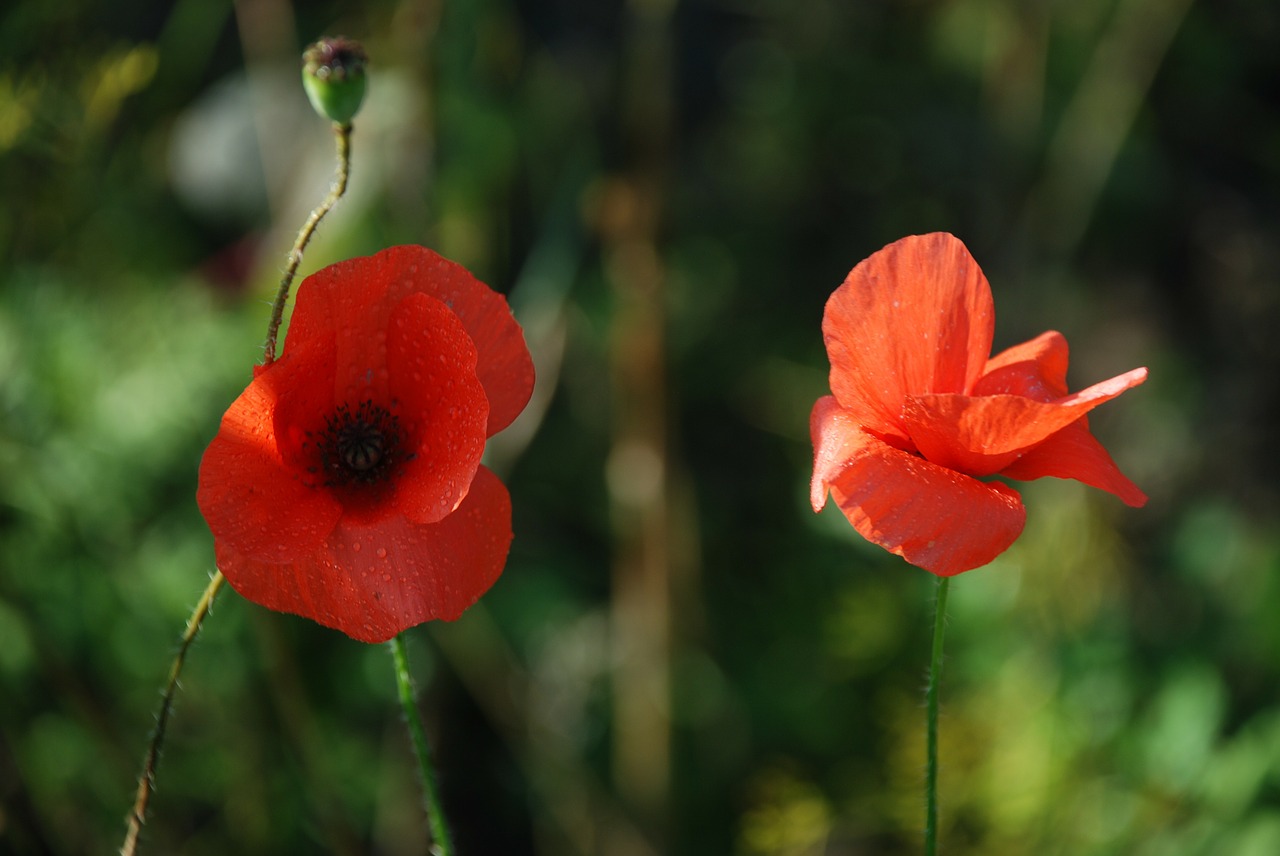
top-left (811, 233), bottom-right (1147, 576)
top-left (197, 246), bottom-right (535, 643)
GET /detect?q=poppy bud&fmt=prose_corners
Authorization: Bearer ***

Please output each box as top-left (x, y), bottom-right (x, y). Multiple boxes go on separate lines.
top-left (302, 37), bottom-right (368, 127)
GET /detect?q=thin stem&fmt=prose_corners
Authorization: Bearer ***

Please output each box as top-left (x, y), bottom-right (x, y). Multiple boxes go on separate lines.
top-left (263, 122), bottom-right (353, 364)
top-left (120, 571), bottom-right (226, 856)
top-left (390, 634), bottom-right (453, 856)
top-left (924, 575), bottom-right (951, 856)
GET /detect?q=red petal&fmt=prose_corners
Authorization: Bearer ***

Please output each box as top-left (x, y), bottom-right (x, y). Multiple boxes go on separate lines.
top-left (810, 395), bottom-right (862, 512)
top-left (197, 347), bottom-right (343, 562)
top-left (268, 335), bottom-right (341, 470)
top-left (285, 246), bottom-right (534, 437)
top-left (385, 293), bottom-right (488, 525)
top-left (824, 431), bottom-right (1026, 576)
top-left (901, 367), bottom-right (1149, 476)
top-left (999, 420), bottom-right (1148, 507)
top-left (215, 465), bottom-right (514, 643)
top-left (823, 233), bottom-right (994, 442)
top-left (976, 330), bottom-right (1070, 401)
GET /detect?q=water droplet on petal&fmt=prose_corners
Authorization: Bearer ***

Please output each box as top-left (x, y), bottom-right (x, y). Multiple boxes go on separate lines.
top-left (376, 547), bottom-right (387, 559)
top-left (352, 542), bottom-right (362, 552)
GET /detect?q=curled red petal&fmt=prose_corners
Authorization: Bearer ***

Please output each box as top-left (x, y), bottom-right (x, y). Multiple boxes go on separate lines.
top-left (902, 367), bottom-right (1149, 476)
top-left (197, 347), bottom-right (343, 562)
top-left (285, 246), bottom-right (534, 437)
top-left (810, 395), bottom-right (863, 512)
top-left (976, 330), bottom-right (1070, 401)
top-left (825, 430), bottom-right (1026, 576)
top-left (215, 465), bottom-right (514, 643)
top-left (823, 233), bottom-right (994, 441)
top-left (395, 250), bottom-right (535, 437)
top-left (269, 334), bottom-right (340, 470)
top-left (385, 293), bottom-right (488, 525)
top-left (998, 420), bottom-right (1148, 507)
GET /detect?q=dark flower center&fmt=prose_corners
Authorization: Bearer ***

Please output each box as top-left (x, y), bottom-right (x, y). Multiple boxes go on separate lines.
top-left (311, 400), bottom-right (404, 486)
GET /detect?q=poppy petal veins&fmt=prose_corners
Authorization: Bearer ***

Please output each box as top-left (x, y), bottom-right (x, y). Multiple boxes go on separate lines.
top-left (823, 232), bottom-right (994, 441)
top-left (826, 430), bottom-right (1027, 576)
top-left (902, 367), bottom-right (1147, 475)
top-left (810, 232), bottom-right (1146, 575)
top-left (976, 330), bottom-right (1070, 400)
top-left (999, 421), bottom-right (1148, 507)
top-left (810, 394), bottom-right (865, 512)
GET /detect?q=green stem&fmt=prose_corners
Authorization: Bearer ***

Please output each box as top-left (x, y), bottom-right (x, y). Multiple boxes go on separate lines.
top-left (262, 121), bottom-right (353, 364)
top-left (120, 571), bottom-right (226, 856)
top-left (390, 634), bottom-right (453, 856)
top-left (925, 575), bottom-right (951, 856)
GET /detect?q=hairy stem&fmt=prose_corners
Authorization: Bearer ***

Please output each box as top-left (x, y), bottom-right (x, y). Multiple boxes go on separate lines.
top-left (120, 571), bottom-right (226, 856)
top-left (263, 122), bottom-right (353, 364)
top-left (925, 575), bottom-right (951, 856)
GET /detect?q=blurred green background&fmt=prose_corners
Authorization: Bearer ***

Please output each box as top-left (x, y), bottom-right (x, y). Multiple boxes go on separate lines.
top-left (3, 0), bottom-right (1279, 854)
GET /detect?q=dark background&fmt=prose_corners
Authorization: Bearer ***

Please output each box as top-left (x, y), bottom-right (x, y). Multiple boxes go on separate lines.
top-left (3, 0), bottom-right (1279, 854)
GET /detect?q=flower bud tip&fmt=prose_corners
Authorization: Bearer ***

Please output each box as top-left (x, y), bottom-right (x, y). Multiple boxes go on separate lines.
top-left (302, 37), bottom-right (368, 126)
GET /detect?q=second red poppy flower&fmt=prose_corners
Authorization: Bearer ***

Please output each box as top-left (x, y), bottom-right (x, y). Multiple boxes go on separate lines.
top-left (811, 233), bottom-right (1146, 576)
top-left (197, 246), bottom-right (535, 643)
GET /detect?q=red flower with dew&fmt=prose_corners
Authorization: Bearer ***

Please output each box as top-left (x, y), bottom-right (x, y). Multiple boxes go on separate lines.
top-left (811, 233), bottom-right (1147, 576)
top-left (198, 246), bottom-right (534, 643)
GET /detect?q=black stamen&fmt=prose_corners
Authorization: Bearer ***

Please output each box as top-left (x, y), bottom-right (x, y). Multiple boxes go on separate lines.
top-left (311, 400), bottom-right (403, 486)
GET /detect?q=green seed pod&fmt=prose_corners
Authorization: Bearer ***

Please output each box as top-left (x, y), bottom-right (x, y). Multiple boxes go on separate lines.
top-left (302, 37), bottom-right (368, 127)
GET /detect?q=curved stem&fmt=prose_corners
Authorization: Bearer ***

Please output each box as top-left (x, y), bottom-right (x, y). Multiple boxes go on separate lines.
top-left (120, 571), bottom-right (226, 856)
top-left (263, 121), bottom-right (353, 364)
top-left (389, 634), bottom-right (453, 856)
top-left (925, 575), bottom-right (951, 856)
